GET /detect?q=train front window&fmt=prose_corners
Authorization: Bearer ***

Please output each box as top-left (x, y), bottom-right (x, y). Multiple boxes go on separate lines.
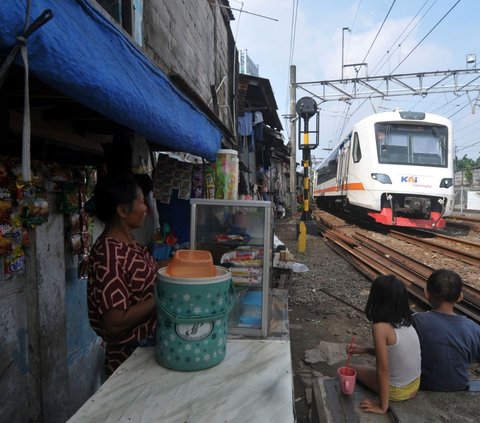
top-left (375, 123), bottom-right (448, 167)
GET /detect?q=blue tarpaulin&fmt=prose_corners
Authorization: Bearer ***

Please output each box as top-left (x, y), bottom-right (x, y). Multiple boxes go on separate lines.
top-left (0, 0), bottom-right (222, 161)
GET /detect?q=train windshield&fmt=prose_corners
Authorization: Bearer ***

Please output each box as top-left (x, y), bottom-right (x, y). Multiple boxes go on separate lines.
top-left (375, 123), bottom-right (448, 167)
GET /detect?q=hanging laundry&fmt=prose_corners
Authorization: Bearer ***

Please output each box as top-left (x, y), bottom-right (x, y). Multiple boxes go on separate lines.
top-left (253, 122), bottom-right (264, 142)
top-left (237, 111), bottom-right (253, 136)
top-left (253, 111), bottom-right (264, 125)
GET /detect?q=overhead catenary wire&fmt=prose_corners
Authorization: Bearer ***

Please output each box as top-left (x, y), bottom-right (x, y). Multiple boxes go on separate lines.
top-left (288, 0), bottom-right (299, 67)
top-left (284, 0), bottom-right (299, 138)
top-left (331, 0), bottom-right (397, 146)
top-left (329, 0), bottom-right (364, 149)
top-left (370, 0), bottom-right (436, 76)
top-left (359, 0), bottom-right (397, 67)
top-left (214, 2), bottom-right (278, 21)
top-left (389, 0), bottom-right (462, 75)
top-left (343, 0), bottom-right (362, 64)
top-left (330, 0), bottom-right (466, 149)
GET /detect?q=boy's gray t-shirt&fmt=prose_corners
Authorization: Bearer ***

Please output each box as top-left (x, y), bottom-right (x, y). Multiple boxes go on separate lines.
top-left (412, 310), bottom-right (480, 391)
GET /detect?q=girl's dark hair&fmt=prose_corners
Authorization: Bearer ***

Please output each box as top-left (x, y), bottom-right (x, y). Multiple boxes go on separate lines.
top-left (365, 275), bottom-right (412, 327)
top-left (92, 172), bottom-right (139, 223)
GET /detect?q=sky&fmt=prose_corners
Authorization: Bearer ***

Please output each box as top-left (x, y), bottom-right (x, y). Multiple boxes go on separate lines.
top-left (229, 0), bottom-right (480, 162)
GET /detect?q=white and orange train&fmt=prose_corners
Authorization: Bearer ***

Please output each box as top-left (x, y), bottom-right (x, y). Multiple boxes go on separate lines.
top-left (313, 111), bottom-right (454, 229)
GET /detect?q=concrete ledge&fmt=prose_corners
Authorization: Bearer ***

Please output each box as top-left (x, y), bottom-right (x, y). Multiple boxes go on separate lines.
top-left (312, 377), bottom-right (480, 423)
top-left (312, 377), bottom-right (388, 423)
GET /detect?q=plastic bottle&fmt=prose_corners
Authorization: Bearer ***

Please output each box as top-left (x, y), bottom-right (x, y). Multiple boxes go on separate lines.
top-left (215, 149), bottom-right (239, 200)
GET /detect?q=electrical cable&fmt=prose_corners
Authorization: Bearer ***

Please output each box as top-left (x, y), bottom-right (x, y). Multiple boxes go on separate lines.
top-left (390, 0), bottom-right (462, 74)
top-left (332, 0), bottom-right (465, 146)
top-left (360, 0), bottom-right (397, 66)
top-left (288, 0), bottom-right (299, 67)
top-left (284, 0), bottom-right (299, 138)
top-left (331, 0), bottom-right (397, 146)
top-left (370, 0), bottom-right (435, 76)
top-left (343, 0), bottom-right (362, 63)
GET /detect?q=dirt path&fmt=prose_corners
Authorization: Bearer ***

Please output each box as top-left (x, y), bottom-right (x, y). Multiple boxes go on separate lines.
top-left (274, 216), bottom-right (372, 422)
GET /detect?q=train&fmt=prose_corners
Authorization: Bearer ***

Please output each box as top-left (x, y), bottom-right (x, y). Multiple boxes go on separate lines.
top-left (312, 110), bottom-right (454, 229)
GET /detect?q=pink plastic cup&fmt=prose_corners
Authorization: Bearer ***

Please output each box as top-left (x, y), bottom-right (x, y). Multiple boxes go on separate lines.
top-left (338, 366), bottom-right (357, 395)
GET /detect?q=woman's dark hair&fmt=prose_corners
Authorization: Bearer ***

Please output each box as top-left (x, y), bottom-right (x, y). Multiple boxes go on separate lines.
top-left (365, 275), bottom-right (412, 327)
top-left (92, 172), bottom-right (139, 223)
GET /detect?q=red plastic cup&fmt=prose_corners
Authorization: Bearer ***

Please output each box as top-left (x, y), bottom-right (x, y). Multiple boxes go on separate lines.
top-left (338, 366), bottom-right (357, 395)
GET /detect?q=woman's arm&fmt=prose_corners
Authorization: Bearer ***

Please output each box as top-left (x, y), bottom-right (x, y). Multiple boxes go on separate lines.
top-left (102, 296), bottom-right (156, 337)
top-left (360, 323), bottom-right (391, 414)
top-left (348, 343), bottom-right (375, 355)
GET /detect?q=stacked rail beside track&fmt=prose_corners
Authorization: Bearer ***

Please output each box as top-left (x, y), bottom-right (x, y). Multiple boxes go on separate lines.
top-left (315, 218), bottom-right (480, 325)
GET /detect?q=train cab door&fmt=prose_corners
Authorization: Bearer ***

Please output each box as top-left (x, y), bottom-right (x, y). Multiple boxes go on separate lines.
top-left (337, 138), bottom-right (351, 197)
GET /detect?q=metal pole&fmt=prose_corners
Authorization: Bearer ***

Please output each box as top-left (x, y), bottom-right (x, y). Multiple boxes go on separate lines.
top-left (341, 29), bottom-right (345, 80)
top-left (341, 27), bottom-right (349, 81)
top-left (302, 148), bottom-right (311, 220)
top-left (289, 65), bottom-right (297, 216)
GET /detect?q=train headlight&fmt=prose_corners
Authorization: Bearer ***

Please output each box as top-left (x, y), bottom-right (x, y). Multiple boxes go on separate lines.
top-left (439, 178), bottom-right (453, 188)
top-left (371, 173), bottom-right (392, 184)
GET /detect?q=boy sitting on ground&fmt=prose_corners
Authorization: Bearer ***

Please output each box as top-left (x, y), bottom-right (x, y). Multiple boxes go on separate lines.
top-left (413, 268), bottom-right (480, 391)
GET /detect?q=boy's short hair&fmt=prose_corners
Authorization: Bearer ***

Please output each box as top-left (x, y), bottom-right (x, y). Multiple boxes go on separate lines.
top-left (426, 269), bottom-right (462, 304)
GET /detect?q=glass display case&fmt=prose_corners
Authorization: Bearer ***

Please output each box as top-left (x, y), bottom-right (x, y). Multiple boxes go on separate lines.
top-left (190, 199), bottom-right (273, 337)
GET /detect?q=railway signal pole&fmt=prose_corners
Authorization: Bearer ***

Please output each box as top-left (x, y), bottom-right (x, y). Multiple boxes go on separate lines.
top-left (295, 97), bottom-right (319, 253)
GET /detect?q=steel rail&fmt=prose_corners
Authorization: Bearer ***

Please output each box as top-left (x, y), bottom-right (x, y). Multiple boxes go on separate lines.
top-left (412, 229), bottom-right (480, 250)
top-left (318, 223), bottom-right (480, 324)
top-left (389, 230), bottom-right (480, 267)
top-left (447, 215), bottom-right (480, 224)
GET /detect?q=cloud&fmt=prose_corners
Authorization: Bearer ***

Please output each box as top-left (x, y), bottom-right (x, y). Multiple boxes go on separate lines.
top-left (231, 0), bottom-right (480, 158)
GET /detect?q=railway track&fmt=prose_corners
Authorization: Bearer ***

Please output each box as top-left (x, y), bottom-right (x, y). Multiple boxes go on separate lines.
top-left (446, 214), bottom-right (480, 232)
top-left (448, 214), bottom-right (480, 224)
top-left (314, 212), bottom-right (480, 325)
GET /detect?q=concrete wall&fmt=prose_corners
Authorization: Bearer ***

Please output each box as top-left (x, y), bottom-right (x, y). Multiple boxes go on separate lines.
top-left (144, 0), bottom-right (235, 133)
top-left (0, 2), bottom-right (237, 421)
top-left (454, 169), bottom-right (480, 210)
top-left (0, 197), bottom-right (106, 422)
top-left (454, 168), bottom-right (480, 187)
top-left (0, 261), bottom-right (30, 422)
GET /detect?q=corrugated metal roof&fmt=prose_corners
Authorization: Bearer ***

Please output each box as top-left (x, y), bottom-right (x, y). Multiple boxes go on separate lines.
top-left (237, 74), bottom-right (283, 131)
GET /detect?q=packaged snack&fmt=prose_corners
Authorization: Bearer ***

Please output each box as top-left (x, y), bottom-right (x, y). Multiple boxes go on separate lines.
top-left (17, 182), bottom-right (49, 228)
top-left (0, 221), bottom-right (13, 255)
top-left (0, 162), bottom-right (9, 184)
top-left (78, 254), bottom-right (89, 280)
top-left (191, 164), bottom-right (204, 198)
top-left (67, 212), bottom-right (81, 234)
top-left (204, 163), bottom-right (216, 199)
top-left (4, 245), bottom-right (25, 274)
top-left (0, 186), bottom-right (12, 222)
top-left (69, 233), bottom-right (83, 255)
top-left (60, 182), bottom-right (79, 214)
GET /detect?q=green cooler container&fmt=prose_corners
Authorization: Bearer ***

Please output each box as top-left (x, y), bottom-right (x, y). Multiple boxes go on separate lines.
top-left (155, 265), bottom-right (235, 371)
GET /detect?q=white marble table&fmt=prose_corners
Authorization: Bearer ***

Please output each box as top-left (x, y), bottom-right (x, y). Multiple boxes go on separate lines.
top-left (68, 339), bottom-right (294, 423)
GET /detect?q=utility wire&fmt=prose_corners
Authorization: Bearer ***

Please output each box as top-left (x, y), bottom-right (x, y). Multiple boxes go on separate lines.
top-left (370, 0), bottom-right (435, 76)
top-left (329, 0), bottom-right (362, 147)
top-left (289, 0), bottom-right (299, 66)
top-left (334, 0), bottom-right (463, 145)
top-left (284, 0), bottom-right (299, 138)
top-left (448, 101), bottom-right (470, 118)
top-left (390, 0), bottom-right (462, 74)
top-left (332, 0), bottom-right (396, 146)
top-left (360, 0), bottom-right (397, 66)
top-left (215, 3), bottom-right (278, 21)
top-left (456, 138), bottom-right (480, 152)
top-left (343, 0), bottom-right (362, 62)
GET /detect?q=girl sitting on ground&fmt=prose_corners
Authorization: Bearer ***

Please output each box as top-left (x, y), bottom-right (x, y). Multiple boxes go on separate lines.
top-left (349, 275), bottom-right (421, 414)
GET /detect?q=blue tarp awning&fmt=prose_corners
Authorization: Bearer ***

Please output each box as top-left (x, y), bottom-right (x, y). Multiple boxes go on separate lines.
top-left (0, 0), bottom-right (222, 161)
